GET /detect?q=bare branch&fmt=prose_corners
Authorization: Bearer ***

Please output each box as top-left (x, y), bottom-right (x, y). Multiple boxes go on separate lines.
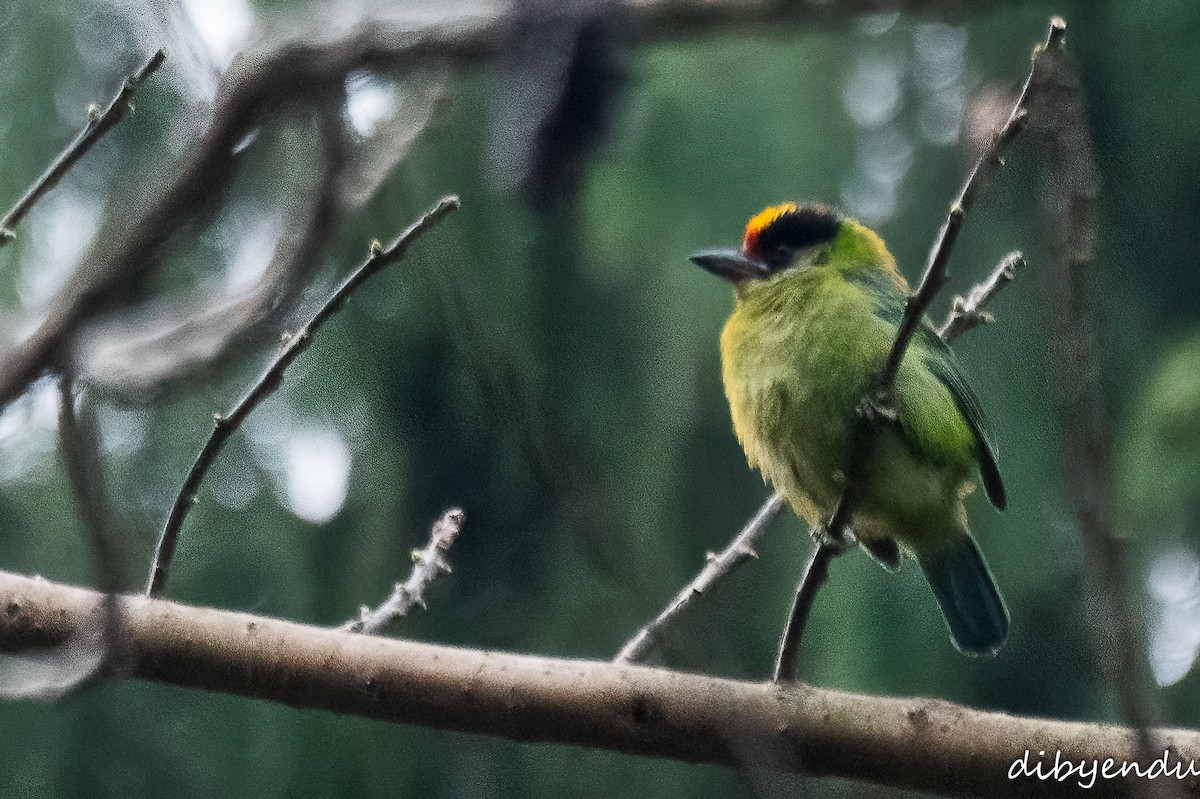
top-left (342, 508), bottom-right (466, 635)
top-left (616, 494), bottom-right (784, 663)
top-left (0, 50), bottom-right (165, 249)
top-left (774, 19), bottom-right (1067, 683)
top-left (938, 251), bottom-right (1026, 344)
top-left (145, 195), bottom-right (462, 597)
top-left (2, 571), bottom-right (1197, 799)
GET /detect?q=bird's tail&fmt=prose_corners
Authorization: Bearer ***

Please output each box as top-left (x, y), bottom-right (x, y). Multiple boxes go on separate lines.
top-left (915, 532), bottom-right (1009, 657)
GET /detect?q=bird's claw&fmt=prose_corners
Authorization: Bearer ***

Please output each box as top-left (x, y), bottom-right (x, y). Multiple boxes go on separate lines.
top-left (859, 392), bottom-right (897, 425)
top-left (812, 522), bottom-right (855, 554)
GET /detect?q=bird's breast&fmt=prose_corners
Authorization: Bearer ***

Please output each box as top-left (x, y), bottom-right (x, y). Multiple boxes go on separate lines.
top-left (720, 274), bottom-right (881, 520)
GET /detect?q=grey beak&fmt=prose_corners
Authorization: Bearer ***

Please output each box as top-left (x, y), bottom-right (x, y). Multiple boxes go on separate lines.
top-left (689, 248), bottom-right (770, 282)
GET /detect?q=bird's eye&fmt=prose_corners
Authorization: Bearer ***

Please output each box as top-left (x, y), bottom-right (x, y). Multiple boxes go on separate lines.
top-left (769, 244), bottom-right (792, 268)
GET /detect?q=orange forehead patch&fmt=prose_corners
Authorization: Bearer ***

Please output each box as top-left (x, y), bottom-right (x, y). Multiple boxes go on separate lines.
top-left (742, 203), bottom-right (799, 253)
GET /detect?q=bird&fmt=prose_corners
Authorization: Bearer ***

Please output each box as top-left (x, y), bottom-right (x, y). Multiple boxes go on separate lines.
top-left (690, 202), bottom-right (1009, 656)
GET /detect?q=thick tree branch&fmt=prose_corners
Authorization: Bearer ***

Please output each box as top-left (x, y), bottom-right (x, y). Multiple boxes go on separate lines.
top-left (145, 196), bottom-right (461, 597)
top-left (772, 18), bottom-right (1066, 682)
top-left (1, 571), bottom-right (1196, 798)
top-left (0, 50), bottom-right (165, 249)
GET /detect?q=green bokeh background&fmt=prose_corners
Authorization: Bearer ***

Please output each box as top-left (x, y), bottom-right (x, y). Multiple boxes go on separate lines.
top-left (1, 1), bottom-right (1199, 796)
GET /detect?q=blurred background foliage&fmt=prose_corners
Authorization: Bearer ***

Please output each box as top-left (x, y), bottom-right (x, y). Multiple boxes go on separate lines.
top-left (0, 1), bottom-right (1198, 797)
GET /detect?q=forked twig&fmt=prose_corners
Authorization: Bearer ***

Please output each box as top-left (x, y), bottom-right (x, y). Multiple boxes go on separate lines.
top-left (938, 251), bottom-right (1026, 344)
top-left (145, 195), bottom-right (461, 597)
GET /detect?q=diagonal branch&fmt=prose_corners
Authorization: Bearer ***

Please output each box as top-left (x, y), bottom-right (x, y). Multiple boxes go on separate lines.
top-left (615, 494), bottom-right (785, 663)
top-left (145, 195), bottom-right (461, 598)
top-left (342, 508), bottom-right (466, 635)
top-left (0, 50), bottom-right (165, 249)
top-left (772, 18), bottom-right (1067, 682)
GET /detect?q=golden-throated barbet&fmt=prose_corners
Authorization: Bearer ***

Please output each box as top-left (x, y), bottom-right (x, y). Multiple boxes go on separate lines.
top-left (691, 202), bottom-right (1009, 656)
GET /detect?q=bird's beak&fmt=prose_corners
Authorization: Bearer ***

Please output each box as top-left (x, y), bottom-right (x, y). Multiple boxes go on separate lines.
top-left (689, 248), bottom-right (770, 282)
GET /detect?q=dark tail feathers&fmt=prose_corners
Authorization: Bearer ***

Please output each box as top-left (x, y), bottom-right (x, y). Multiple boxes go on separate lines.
top-left (918, 536), bottom-right (1009, 657)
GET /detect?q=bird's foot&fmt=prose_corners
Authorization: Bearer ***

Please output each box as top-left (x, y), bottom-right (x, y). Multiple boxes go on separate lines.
top-left (811, 521), bottom-right (855, 554)
top-left (859, 391), bottom-right (898, 426)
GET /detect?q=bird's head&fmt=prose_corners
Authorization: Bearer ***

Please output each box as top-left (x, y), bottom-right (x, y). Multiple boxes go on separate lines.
top-left (690, 203), bottom-right (842, 291)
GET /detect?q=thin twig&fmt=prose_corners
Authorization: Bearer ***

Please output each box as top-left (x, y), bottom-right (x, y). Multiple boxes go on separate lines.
top-left (0, 50), bottom-right (165, 249)
top-left (772, 19), bottom-right (1067, 683)
top-left (341, 508), bottom-right (466, 635)
top-left (145, 195), bottom-right (462, 597)
top-left (615, 494), bottom-right (785, 663)
top-left (938, 251), bottom-right (1026, 344)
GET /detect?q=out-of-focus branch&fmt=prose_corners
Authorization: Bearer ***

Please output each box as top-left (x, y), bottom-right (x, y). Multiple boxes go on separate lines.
top-left (342, 508), bottom-right (466, 635)
top-left (1, 571), bottom-right (1197, 799)
top-left (773, 19), bottom-right (1067, 683)
top-left (938, 251), bottom-right (1026, 344)
top-left (57, 378), bottom-right (122, 597)
top-left (145, 196), bottom-right (461, 597)
top-left (79, 107), bottom-right (351, 395)
top-left (15, 376), bottom-right (122, 699)
top-left (0, 0), bottom-right (1016, 416)
top-left (1034, 31), bottom-right (1166, 794)
top-left (0, 50), bottom-right (165, 250)
top-left (0, 33), bottom-right (382, 412)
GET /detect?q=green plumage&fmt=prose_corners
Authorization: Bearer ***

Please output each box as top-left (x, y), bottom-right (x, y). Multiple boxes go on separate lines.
top-left (710, 211), bottom-right (1009, 656)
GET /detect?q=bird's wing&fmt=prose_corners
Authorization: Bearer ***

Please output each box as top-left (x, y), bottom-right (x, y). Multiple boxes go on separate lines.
top-left (846, 268), bottom-right (1006, 509)
top-left (918, 327), bottom-right (1007, 510)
